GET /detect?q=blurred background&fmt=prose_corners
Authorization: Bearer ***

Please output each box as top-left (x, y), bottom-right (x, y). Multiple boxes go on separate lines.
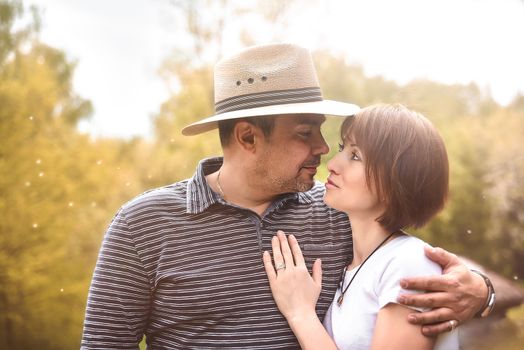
top-left (1, 0), bottom-right (523, 349)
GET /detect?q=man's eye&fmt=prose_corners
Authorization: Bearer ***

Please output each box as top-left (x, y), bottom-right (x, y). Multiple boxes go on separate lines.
top-left (298, 131), bottom-right (312, 138)
top-left (338, 143), bottom-right (345, 152)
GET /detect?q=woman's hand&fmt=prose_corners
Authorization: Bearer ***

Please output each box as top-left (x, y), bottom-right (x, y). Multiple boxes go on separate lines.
top-left (263, 231), bottom-right (340, 350)
top-left (262, 230), bottom-right (322, 322)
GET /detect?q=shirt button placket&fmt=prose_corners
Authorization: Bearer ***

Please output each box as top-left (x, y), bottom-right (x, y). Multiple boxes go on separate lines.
top-left (249, 216), bottom-right (263, 254)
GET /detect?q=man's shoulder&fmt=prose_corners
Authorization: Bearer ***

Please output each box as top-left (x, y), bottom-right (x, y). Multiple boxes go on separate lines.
top-left (121, 180), bottom-right (189, 215)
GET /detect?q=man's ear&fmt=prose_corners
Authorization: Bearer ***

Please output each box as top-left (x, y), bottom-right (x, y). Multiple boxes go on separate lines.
top-left (234, 121), bottom-right (260, 151)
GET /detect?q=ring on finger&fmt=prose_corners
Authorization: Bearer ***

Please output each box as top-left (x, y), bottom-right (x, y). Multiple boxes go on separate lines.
top-left (275, 262), bottom-right (286, 271)
top-left (448, 319), bottom-right (458, 332)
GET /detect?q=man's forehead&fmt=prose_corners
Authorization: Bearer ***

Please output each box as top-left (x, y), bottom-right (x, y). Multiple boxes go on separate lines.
top-left (275, 113), bottom-right (326, 126)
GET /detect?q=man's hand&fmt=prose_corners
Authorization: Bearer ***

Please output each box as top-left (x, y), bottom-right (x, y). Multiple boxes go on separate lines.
top-left (397, 246), bottom-right (488, 336)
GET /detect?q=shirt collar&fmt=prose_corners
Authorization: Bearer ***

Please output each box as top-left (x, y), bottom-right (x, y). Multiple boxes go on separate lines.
top-left (186, 157), bottom-right (223, 214)
top-left (186, 157), bottom-right (315, 214)
top-left (297, 190), bottom-right (313, 204)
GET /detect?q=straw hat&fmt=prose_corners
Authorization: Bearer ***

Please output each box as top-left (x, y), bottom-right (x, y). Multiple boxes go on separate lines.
top-left (182, 43), bottom-right (360, 136)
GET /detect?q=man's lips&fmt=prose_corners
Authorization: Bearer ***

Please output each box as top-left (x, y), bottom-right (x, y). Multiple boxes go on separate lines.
top-left (301, 164), bottom-right (320, 174)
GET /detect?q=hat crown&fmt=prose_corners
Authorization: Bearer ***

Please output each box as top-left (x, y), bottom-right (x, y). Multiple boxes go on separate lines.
top-left (214, 43), bottom-right (321, 105)
top-left (181, 43), bottom-right (360, 136)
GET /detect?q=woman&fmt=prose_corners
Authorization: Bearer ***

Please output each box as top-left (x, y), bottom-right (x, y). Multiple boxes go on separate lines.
top-left (263, 104), bottom-right (458, 349)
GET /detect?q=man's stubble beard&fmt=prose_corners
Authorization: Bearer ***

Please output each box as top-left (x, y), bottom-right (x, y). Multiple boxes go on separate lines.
top-left (253, 149), bottom-right (314, 194)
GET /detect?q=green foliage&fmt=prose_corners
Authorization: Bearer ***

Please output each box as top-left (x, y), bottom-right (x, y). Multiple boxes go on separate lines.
top-left (153, 63), bottom-right (221, 183)
top-left (0, 2), bottom-right (146, 348)
top-left (465, 302), bottom-right (524, 350)
top-left (507, 301), bottom-right (524, 334)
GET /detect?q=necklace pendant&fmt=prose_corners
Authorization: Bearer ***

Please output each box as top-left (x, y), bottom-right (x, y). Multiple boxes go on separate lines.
top-left (337, 294), bottom-right (344, 306)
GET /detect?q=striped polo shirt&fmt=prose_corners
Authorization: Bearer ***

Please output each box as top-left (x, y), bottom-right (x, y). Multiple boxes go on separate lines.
top-left (81, 157), bottom-right (352, 349)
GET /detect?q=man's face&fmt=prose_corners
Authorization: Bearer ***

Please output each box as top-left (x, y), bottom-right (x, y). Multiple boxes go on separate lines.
top-left (251, 114), bottom-right (330, 194)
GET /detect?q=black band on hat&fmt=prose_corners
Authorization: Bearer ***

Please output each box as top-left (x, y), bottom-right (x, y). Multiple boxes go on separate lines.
top-left (215, 87), bottom-right (323, 114)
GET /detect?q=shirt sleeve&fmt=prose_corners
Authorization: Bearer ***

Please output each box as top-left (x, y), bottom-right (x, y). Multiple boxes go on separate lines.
top-left (81, 208), bottom-right (151, 349)
top-left (375, 242), bottom-right (442, 312)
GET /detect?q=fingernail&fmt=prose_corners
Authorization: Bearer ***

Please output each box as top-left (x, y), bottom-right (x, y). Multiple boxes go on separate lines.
top-left (408, 314), bottom-right (417, 322)
top-left (398, 296), bottom-right (406, 304)
top-left (400, 280), bottom-right (408, 288)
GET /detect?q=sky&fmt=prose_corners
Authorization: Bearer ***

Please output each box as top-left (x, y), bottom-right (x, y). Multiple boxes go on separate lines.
top-left (29, 0), bottom-right (524, 139)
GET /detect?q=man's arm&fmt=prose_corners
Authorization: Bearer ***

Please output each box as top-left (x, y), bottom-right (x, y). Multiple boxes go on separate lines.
top-left (397, 246), bottom-right (490, 336)
top-left (81, 208), bottom-right (151, 349)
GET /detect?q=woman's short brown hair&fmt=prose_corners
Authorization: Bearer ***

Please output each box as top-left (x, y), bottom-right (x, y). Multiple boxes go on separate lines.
top-left (341, 103), bottom-right (449, 232)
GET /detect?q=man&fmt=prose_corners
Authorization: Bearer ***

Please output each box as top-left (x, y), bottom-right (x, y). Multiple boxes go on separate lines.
top-left (81, 43), bottom-right (495, 349)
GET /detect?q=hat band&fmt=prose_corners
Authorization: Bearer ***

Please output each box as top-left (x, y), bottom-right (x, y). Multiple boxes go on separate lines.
top-left (215, 87), bottom-right (322, 114)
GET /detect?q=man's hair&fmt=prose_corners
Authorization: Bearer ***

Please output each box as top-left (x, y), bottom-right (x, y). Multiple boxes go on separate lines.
top-left (341, 104), bottom-right (449, 233)
top-left (218, 115), bottom-right (276, 147)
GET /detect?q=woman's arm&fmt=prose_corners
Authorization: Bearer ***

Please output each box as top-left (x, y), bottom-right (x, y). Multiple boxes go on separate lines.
top-left (285, 312), bottom-right (338, 350)
top-left (372, 304), bottom-right (435, 350)
top-left (262, 231), bottom-right (338, 350)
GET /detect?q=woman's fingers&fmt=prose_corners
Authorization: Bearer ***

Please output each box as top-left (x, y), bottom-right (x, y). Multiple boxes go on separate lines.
top-left (271, 234), bottom-right (285, 272)
top-left (269, 231), bottom-right (309, 275)
top-left (262, 251), bottom-right (277, 281)
top-left (277, 230), bottom-right (294, 268)
top-left (312, 258), bottom-right (322, 287)
top-left (288, 234), bottom-right (306, 267)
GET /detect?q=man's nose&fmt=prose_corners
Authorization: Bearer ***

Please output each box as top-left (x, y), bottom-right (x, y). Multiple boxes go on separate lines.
top-left (313, 133), bottom-right (330, 155)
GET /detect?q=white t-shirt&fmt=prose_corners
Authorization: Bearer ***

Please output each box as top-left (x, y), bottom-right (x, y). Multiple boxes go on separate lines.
top-left (323, 235), bottom-right (459, 350)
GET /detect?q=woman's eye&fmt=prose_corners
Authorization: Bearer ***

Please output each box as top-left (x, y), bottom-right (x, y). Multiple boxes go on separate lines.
top-left (338, 143), bottom-right (345, 152)
top-left (351, 152), bottom-right (361, 161)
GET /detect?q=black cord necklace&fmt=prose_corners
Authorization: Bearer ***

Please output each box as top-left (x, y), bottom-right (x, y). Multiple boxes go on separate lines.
top-left (337, 231), bottom-right (397, 307)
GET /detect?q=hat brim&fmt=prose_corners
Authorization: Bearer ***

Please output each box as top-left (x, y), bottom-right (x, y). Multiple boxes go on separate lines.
top-left (182, 100), bottom-right (360, 136)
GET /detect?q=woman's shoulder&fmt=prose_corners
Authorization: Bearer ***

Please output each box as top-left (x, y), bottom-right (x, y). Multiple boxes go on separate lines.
top-left (380, 235), bottom-right (442, 279)
top-left (373, 235), bottom-right (442, 311)
top-left (391, 234), bottom-right (428, 251)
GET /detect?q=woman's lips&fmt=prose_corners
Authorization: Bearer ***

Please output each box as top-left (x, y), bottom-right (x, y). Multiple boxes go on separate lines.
top-left (325, 177), bottom-right (339, 188)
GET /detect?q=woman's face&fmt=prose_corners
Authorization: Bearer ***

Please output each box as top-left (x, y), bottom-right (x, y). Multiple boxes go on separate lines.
top-left (324, 137), bottom-right (383, 216)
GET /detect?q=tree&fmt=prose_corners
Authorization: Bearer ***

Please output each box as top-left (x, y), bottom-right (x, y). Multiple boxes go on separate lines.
top-left (0, 2), bottom-right (145, 348)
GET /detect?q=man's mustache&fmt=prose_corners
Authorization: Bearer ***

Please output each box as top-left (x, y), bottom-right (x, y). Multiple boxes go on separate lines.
top-left (301, 158), bottom-right (321, 168)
